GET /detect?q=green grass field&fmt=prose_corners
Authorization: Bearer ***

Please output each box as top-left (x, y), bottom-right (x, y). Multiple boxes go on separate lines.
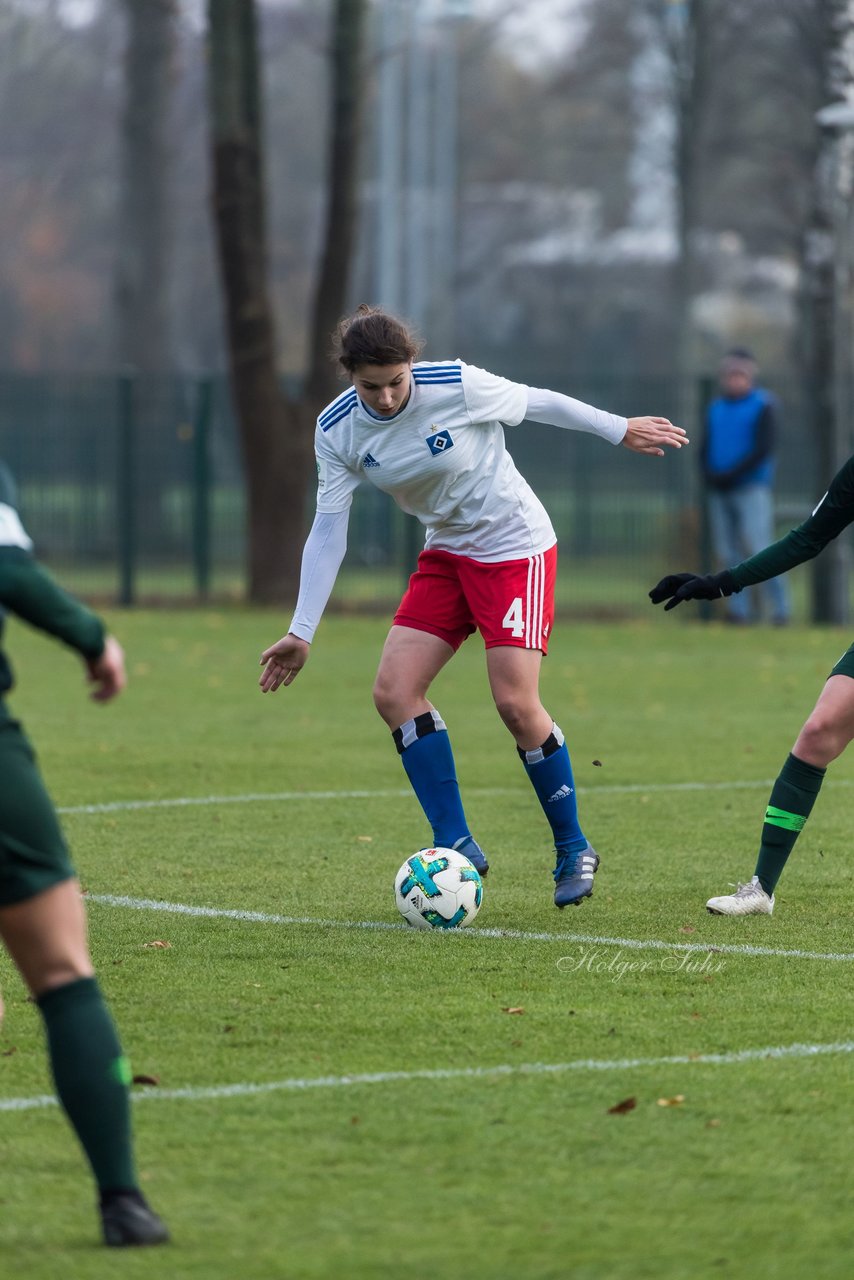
top-left (1, 609), bottom-right (852, 1278)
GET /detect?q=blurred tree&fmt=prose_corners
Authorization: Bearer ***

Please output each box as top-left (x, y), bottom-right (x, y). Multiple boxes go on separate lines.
top-left (303, 0), bottom-right (367, 416)
top-left (0, 0), bottom-right (123, 368)
top-left (115, 0), bottom-right (178, 371)
top-left (798, 0), bottom-right (854, 623)
top-left (207, 0), bottom-right (366, 603)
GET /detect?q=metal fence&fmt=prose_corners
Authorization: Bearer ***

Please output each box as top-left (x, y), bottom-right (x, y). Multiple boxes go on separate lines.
top-left (0, 370), bottom-right (831, 619)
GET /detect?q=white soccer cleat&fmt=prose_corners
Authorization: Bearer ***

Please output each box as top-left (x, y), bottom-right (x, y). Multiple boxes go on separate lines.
top-left (706, 875), bottom-right (774, 916)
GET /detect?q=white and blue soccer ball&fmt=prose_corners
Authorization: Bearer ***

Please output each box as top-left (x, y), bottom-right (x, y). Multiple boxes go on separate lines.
top-left (394, 847), bottom-right (483, 930)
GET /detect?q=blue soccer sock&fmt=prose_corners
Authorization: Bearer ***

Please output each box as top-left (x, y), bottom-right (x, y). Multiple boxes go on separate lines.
top-left (393, 710), bottom-right (470, 849)
top-left (518, 724), bottom-right (587, 855)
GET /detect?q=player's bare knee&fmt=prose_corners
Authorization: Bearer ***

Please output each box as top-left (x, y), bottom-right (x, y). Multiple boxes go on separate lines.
top-left (372, 677), bottom-right (397, 725)
top-left (28, 960), bottom-right (94, 999)
top-left (796, 715), bottom-right (845, 766)
top-left (494, 694), bottom-right (532, 740)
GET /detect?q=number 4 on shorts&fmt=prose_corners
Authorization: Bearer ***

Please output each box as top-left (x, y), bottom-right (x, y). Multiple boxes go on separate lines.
top-left (502, 596), bottom-right (524, 638)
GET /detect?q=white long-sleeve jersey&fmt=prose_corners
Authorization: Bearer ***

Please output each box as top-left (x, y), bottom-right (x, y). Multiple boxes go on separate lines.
top-left (289, 360), bottom-right (627, 642)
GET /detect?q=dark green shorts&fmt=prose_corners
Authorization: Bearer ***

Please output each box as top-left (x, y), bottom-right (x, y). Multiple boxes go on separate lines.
top-left (0, 713), bottom-right (75, 908)
top-left (829, 643), bottom-right (854, 681)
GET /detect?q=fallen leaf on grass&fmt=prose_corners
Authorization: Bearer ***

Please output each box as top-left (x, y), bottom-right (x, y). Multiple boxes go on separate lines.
top-left (142, 940), bottom-right (172, 949)
top-left (706, 1119), bottom-right (721, 1128)
top-left (657, 1095), bottom-right (685, 1107)
top-left (679, 925), bottom-right (696, 934)
top-left (501, 1007), bottom-right (525, 1015)
top-left (356, 836), bottom-right (373, 843)
top-left (607, 1097), bottom-right (637, 1115)
top-left (132, 1074), bottom-right (160, 1087)
top-left (2, 1046), bottom-right (17, 1057)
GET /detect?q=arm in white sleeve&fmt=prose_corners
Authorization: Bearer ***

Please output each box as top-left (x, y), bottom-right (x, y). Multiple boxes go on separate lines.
top-left (524, 386), bottom-right (627, 445)
top-left (287, 509), bottom-right (350, 643)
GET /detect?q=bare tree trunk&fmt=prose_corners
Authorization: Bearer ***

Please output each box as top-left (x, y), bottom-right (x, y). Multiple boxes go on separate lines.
top-left (115, 0), bottom-right (177, 371)
top-left (207, 0), bottom-right (305, 604)
top-left (802, 0), bottom-right (854, 623)
top-left (659, 0), bottom-right (715, 429)
top-left (207, 0), bottom-right (366, 604)
top-left (304, 0), bottom-right (368, 419)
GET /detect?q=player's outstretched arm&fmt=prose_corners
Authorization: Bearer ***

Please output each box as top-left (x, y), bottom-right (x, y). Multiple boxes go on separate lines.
top-left (259, 634), bottom-right (311, 692)
top-left (649, 570), bottom-right (739, 611)
top-left (623, 417), bottom-right (689, 456)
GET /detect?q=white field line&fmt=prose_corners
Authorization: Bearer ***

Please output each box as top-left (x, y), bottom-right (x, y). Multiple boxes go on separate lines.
top-left (57, 776), bottom-right (854, 817)
top-left (85, 893), bottom-right (854, 963)
top-left (2, 1039), bottom-right (853, 1114)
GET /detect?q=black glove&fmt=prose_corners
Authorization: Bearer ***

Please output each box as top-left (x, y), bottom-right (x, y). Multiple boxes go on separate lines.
top-left (649, 570), bottom-right (739, 611)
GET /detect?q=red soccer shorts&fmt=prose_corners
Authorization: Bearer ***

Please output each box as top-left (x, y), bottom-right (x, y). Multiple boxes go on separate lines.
top-left (393, 545), bottom-right (556, 653)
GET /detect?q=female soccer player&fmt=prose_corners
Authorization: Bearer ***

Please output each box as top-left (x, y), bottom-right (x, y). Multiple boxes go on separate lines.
top-left (650, 452), bottom-right (854, 916)
top-left (0, 481), bottom-right (168, 1247)
top-left (261, 306), bottom-right (687, 907)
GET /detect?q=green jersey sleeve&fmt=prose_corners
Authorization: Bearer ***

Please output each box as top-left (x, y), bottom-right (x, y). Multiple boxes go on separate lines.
top-left (0, 548), bottom-right (106, 658)
top-left (729, 455), bottom-right (854, 588)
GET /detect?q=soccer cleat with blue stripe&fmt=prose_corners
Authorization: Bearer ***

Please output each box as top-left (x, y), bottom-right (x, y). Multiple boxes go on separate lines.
top-left (453, 835), bottom-right (489, 878)
top-left (553, 844), bottom-right (599, 908)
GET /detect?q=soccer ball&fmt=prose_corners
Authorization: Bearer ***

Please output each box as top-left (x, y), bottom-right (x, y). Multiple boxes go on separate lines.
top-left (394, 847), bottom-right (483, 930)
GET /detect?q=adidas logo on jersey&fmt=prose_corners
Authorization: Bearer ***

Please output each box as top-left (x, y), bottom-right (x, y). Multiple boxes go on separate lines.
top-left (547, 784), bottom-right (574, 803)
top-left (362, 453), bottom-right (381, 469)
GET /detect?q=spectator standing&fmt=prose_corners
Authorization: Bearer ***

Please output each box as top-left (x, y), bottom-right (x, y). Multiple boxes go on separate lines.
top-left (701, 348), bottom-right (789, 625)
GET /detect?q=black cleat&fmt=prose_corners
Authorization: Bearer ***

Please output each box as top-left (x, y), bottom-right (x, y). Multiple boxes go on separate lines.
top-left (554, 844), bottom-right (599, 908)
top-left (100, 1192), bottom-right (170, 1248)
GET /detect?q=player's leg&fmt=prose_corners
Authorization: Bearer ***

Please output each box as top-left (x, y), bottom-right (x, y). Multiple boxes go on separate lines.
top-left (0, 717), bottom-right (168, 1247)
top-left (707, 670), bottom-right (854, 916)
top-left (0, 882), bottom-right (169, 1246)
top-left (375, 561), bottom-right (485, 867)
top-left (373, 623), bottom-right (456, 729)
top-left (485, 644), bottom-right (598, 906)
top-left (469, 547), bottom-right (598, 906)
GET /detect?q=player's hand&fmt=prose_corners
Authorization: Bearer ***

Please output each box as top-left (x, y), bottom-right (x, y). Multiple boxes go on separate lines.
top-left (649, 571), bottom-right (736, 611)
top-left (623, 417), bottom-right (689, 456)
top-left (85, 635), bottom-right (127, 702)
top-left (259, 633), bottom-right (310, 692)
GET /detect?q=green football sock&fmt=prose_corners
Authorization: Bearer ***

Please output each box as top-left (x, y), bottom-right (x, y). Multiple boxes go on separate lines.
top-left (37, 976), bottom-right (137, 1193)
top-left (754, 753), bottom-right (826, 895)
